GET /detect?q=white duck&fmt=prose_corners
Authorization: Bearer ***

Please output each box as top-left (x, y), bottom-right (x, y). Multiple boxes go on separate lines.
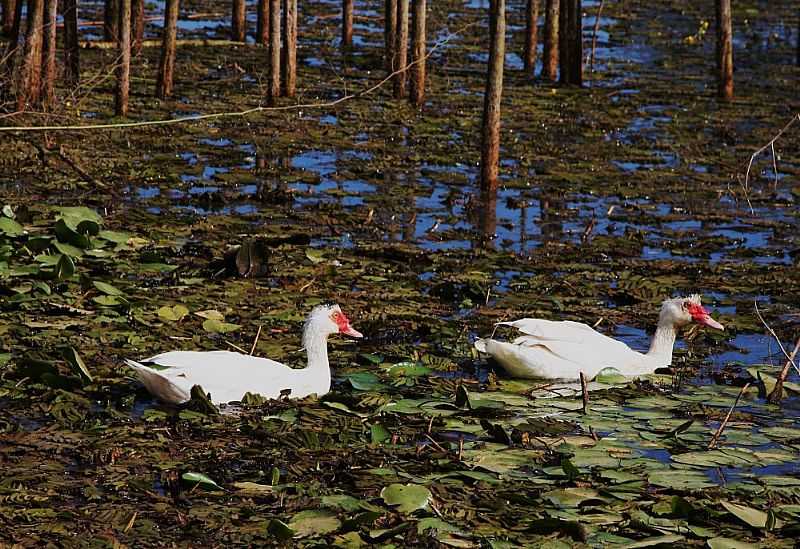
top-left (125, 304), bottom-right (362, 405)
top-left (474, 295), bottom-right (724, 380)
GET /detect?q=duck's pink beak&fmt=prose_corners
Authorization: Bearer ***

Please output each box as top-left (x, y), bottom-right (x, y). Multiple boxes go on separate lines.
top-left (341, 324), bottom-right (363, 338)
top-left (690, 305), bottom-right (724, 331)
top-left (334, 311), bottom-right (363, 338)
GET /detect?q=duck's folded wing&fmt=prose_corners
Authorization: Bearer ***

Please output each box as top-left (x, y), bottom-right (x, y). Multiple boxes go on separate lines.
top-left (144, 350), bottom-right (287, 371)
top-left (499, 318), bottom-right (603, 343)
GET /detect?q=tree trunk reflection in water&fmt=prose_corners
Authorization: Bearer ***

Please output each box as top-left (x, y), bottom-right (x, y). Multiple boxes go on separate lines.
top-left (540, 194), bottom-right (564, 242)
top-left (478, 188), bottom-right (497, 249)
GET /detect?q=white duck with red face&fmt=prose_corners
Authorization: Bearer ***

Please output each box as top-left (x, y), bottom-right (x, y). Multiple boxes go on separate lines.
top-left (125, 304), bottom-right (362, 405)
top-left (474, 295), bottom-right (724, 380)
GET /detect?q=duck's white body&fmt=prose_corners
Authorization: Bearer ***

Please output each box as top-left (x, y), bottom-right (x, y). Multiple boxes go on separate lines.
top-left (125, 305), bottom-right (362, 405)
top-left (475, 296), bottom-right (723, 381)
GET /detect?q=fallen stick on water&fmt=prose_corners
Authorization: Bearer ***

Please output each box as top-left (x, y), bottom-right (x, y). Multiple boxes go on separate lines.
top-left (708, 382), bottom-right (751, 449)
top-left (767, 336), bottom-right (800, 404)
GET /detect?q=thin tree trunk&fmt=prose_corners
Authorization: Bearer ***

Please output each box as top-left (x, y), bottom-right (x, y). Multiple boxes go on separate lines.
top-left (393, 0), bottom-right (409, 98)
top-left (132, 0), bottom-right (145, 55)
top-left (40, 0), bottom-right (57, 108)
top-left (104, 0), bottom-right (119, 41)
top-left (15, 0), bottom-right (45, 111)
top-left (342, 0), bottom-right (353, 48)
top-left (62, 0), bottom-right (79, 84)
top-left (524, 0), bottom-right (539, 75)
top-left (1, 0), bottom-right (22, 81)
top-left (232, 0), bottom-right (245, 42)
top-left (115, 0), bottom-right (131, 115)
top-left (2, 0), bottom-right (16, 35)
top-left (410, 0), bottom-right (426, 107)
top-left (542, 0), bottom-right (558, 80)
top-left (558, 0), bottom-right (581, 86)
top-left (385, 0), bottom-right (397, 72)
top-left (281, 0), bottom-right (296, 97)
top-left (797, 8), bottom-right (799, 67)
top-left (268, 0), bottom-right (280, 103)
top-left (155, 0), bottom-right (179, 99)
top-left (256, 0), bottom-right (269, 45)
top-left (480, 0), bottom-right (505, 193)
top-left (716, 0), bottom-right (733, 101)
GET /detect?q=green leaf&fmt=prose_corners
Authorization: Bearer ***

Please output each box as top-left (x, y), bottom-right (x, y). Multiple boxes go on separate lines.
top-left (58, 206), bottom-right (103, 225)
top-left (380, 483), bottom-right (431, 513)
top-left (305, 248), bottom-right (326, 264)
top-left (706, 537), bottom-right (760, 549)
top-left (92, 280), bottom-right (125, 296)
top-left (594, 367), bottom-right (628, 384)
top-left (2, 204), bottom-right (14, 218)
top-left (0, 217), bottom-right (24, 236)
top-left (54, 218), bottom-right (91, 249)
top-left (623, 534), bottom-right (685, 548)
top-left (370, 423), bottom-right (391, 444)
top-left (62, 346), bottom-right (93, 383)
top-left (288, 509), bottom-right (341, 538)
top-left (52, 240), bottom-right (85, 257)
top-left (721, 501), bottom-right (782, 529)
top-left (388, 362), bottom-right (432, 377)
top-left (98, 230), bottom-right (131, 244)
top-left (158, 304), bottom-right (189, 322)
top-left (181, 472), bottom-right (222, 491)
top-left (266, 519), bottom-right (295, 541)
top-left (344, 371), bottom-right (385, 391)
top-left (202, 318), bottom-right (240, 333)
top-left (55, 254), bottom-right (75, 280)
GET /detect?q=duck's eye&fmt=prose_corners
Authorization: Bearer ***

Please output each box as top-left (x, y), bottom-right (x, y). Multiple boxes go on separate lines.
top-left (681, 301), bottom-right (690, 310)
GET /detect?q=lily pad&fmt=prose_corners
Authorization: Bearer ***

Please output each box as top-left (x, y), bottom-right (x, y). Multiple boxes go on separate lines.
top-left (288, 509), bottom-right (341, 538)
top-left (381, 483), bottom-right (432, 513)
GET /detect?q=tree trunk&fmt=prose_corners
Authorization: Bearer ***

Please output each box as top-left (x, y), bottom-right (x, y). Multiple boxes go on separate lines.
top-left (15, 0), bottom-right (45, 111)
top-left (281, 0), bottom-right (296, 97)
top-left (342, 0), bottom-right (353, 48)
top-left (104, 0), bottom-right (119, 41)
top-left (232, 0), bottom-right (245, 42)
top-left (1, 0), bottom-right (22, 81)
top-left (132, 0), bottom-right (144, 54)
top-left (410, 0), bottom-right (426, 107)
top-left (40, 0), bottom-right (57, 108)
top-left (62, 0), bottom-right (79, 84)
top-left (558, 0), bottom-right (581, 86)
top-left (797, 8), bottom-right (799, 67)
top-left (2, 0), bottom-right (16, 35)
top-left (256, 0), bottom-right (269, 46)
top-left (716, 0), bottom-right (733, 101)
top-left (542, 0), bottom-right (558, 80)
top-left (385, 0), bottom-right (396, 72)
top-left (156, 0), bottom-right (179, 99)
top-left (524, 0), bottom-right (539, 75)
top-left (268, 0), bottom-right (280, 103)
top-left (115, 0), bottom-right (131, 115)
top-left (393, 0), bottom-right (409, 98)
top-left (480, 0), bottom-right (505, 193)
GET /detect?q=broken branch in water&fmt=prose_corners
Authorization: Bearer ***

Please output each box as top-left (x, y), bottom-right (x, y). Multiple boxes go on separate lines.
top-left (708, 382), bottom-right (751, 449)
top-left (754, 301), bottom-right (800, 377)
top-left (767, 336), bottom-right (800, 404)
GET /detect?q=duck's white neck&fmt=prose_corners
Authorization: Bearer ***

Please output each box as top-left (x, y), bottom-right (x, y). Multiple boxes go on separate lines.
top-left (645, 319), bottom-right (677, 367)
top-left (303, 324), bottom-right (331, 372)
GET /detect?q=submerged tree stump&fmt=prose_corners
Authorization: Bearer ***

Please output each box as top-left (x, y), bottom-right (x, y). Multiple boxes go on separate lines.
top-left (116, 0), bottom-right (131, 116)
top-left (156, 0), bottom-right (179, 99)
top-left (342, 0), bottom-right (353, 48)
top-left (268, 0), bottom-right (280, 103)
top-left (410, 0), bottom-right (426, 107)
top-left (281, 0), bottom-right (297, 97)
top-left (480, 0), bottom-right (505, 193)
top-left (393, 0), bottom-right (409, 98)
top-left (543, 0), bottom-right (558, 80)
top-left (232, 0), bottom-right (246, 42)
top-left (15, 0), bottom-right (44, 110)
top-left (257, 0), bottom-right (269, 46)
top-left (385, 0), bottom-right (397, 72)
top-left (524, 0), bottom-right (539, 75)
top-left (716, 0), bottom-right (733, 101)
top-left (63, 0), bottom-right (79, 84)
top-left (41, 0), bottom-right (58, 108)
top-left (558, 0), bottom-right (581, 86)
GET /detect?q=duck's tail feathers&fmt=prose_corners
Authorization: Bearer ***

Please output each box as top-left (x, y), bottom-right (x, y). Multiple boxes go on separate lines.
top-left (124, 359), bottom-right (191, 404)
top-left (474, 338), bottom-right (491, 354)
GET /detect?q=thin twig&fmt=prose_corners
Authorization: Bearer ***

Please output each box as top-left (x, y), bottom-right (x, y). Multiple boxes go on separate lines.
top-left (250, 325), bottom-right (262, 356)
top-left (708, 382), bottom-right (751, 449)
top-left (579, 372), bottom-right (589, 414)
top-left (754, 301), bottom-right (800, 376)
top-left (0, 22), bottom-right (478, 133)
top-left (225, 341), bottom-right (248, 354)
top-left (742, 113), bottom-right (800, 214)
top-left (589, 0), bottom-right (605, 72)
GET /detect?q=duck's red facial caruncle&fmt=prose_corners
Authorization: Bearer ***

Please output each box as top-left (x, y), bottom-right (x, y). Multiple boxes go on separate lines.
top-left (685, 301), bottom-right (724, 330)
top-left (332, 311), bottom-right (363, 338)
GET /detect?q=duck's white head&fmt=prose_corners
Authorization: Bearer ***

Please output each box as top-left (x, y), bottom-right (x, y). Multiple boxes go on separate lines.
top-left (304, 304), bottom-right (363, 345)
top-left (659, 294), bottom-right (724, 330)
